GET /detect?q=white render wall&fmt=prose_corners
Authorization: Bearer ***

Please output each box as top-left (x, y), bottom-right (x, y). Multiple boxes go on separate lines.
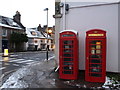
top-left (118, 3), bottom-right (120, 72)
top-left (56, 2), bottom-right (119, 72)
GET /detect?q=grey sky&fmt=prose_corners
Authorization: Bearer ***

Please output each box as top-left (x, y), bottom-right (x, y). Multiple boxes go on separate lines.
top-left (0, 0), bottom-right (55, 28)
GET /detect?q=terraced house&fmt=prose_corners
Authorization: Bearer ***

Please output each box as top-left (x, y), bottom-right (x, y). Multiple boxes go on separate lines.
top-left (0, 11), bottom-right (26, 52)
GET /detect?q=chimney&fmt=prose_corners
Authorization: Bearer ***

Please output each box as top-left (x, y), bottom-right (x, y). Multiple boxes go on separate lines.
top-left (37, 24), bottom-right (42, 31)
top-left (13, 11), bottom-right (21, 23)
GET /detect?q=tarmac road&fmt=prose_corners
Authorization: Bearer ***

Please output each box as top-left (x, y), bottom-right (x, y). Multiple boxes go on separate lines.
top-left (0, 51), bottom-right (54, 86)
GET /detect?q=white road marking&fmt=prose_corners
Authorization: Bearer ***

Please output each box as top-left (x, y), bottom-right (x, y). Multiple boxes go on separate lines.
top-left (10, 55), bottom-right (18, 57)
top-left (13, 64), bottom-right (19, 66)
top-left (9, 58), bottom-right (18, 60)
top-left (26, 62), bottom-right (35, 65)
top-left (9, 59), bottom-right (25, 62)
top-left (0, 67), bottom-right (6, 70)
top-left (17, 60), bottom-right (34, 63)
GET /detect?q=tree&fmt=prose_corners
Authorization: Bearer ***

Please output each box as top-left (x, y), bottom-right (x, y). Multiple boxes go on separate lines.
top-left (10, 32), bottom-right (28, 51)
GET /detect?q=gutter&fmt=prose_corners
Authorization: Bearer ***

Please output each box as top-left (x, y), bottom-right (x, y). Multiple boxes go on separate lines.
top-left (69, 2), bottom-right (120, 9)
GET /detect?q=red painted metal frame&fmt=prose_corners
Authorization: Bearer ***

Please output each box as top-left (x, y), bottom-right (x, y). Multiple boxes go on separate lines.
top-left (85, 29), bottom-right (106, 83)
top-left (59, 31), bottom-right (78, 80)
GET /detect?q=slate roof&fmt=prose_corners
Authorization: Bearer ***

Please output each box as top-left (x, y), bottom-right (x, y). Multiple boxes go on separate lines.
top-left (26, 28), bottom-right (52, 39)
top-left (0, 15), bottom-right (25, 30)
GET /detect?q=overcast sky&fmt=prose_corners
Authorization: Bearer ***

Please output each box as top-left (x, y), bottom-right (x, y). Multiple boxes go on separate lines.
top-left (0, 0), bottom-right (55, 28)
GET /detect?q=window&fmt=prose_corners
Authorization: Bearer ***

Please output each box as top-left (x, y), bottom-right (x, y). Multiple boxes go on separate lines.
top-left (51, 40), bottom-right (54, 43)
top-left (28, 39), bottom-right (34, 44)
top-left (2, 29), bottom-right (7, 37)
top-left (63, 40), bottom-right (73, 44)
top-left (41, 44), bottom-right (46, 49)
top-left (41, 40), bottom-right (43, 42)
top-left (31, 31), bottom-right (37, 36)
top-left (11, 30), bottom-right (13, 34)
top-left (34, 40), bottom-right (37, 43)
top-left (62, 34), bottom-right (74, 37)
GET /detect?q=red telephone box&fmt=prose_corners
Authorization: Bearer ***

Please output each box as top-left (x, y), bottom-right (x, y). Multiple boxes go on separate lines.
top-left (59, 30), bottom-right (79, 80)
top-left (85, 29), bottom-right (106, 83)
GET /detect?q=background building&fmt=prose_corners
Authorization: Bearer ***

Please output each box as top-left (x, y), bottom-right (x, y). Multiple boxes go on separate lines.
top-left (37, 24), bottom-right (55, 50)
top-left (26, 27), bottom-right (54, 51)
top-left (0, 11), bottom-right (26, 52)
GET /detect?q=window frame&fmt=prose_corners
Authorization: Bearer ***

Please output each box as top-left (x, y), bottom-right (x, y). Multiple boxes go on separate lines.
top-left (2, 29), bottom-right (7, 37)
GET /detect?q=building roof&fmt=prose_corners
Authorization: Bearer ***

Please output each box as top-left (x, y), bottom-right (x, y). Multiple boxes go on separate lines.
top-left (26, 28), bottom-right (51, 39)
top-left (0, 16), bottom-right (25, 30)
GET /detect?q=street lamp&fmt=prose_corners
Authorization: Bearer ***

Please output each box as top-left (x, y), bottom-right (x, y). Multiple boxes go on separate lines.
top-left (48, 29), bottom-right (52, 35)
top-left (44, 8), bottom-right (49, 61)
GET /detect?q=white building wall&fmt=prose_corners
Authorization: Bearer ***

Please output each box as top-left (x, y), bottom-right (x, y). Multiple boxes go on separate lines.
top-left (118, 3), bottom-right (120, 72)
top-left (57, 2), bottom-right (119, 72)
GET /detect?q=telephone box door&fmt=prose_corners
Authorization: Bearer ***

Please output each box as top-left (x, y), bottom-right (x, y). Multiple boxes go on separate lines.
top-left (85, 29), bottom-right (106, 83)
top-left (59, 30), bottom-right (78, 80)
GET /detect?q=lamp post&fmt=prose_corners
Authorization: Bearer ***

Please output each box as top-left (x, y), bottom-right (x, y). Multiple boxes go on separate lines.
top-left (44, 8), bottom-right (49, 61)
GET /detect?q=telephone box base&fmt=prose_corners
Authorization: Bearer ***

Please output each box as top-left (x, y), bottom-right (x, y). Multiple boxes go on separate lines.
top-left (59, 76), bottom-right (78, 80)
top-left (85, 78), bottom-right (105, 83)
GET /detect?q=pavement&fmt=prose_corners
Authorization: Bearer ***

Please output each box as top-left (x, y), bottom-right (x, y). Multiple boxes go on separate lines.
top-left (0, 55), bottom-right (120, 89)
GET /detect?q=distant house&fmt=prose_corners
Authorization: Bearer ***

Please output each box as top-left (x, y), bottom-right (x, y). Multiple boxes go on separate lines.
top-left (0, 11), bottom-right (26, 52)
top-left (26, 28), bottom-right (53, 51)
top-left (37, 24), bottom-right (55, 50)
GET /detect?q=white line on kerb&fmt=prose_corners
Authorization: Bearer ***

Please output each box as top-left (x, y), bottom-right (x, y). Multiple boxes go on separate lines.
top-left (44, 56), bottom-right (55, 61)
top-left (48, 56), bottom-right (55, 60)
